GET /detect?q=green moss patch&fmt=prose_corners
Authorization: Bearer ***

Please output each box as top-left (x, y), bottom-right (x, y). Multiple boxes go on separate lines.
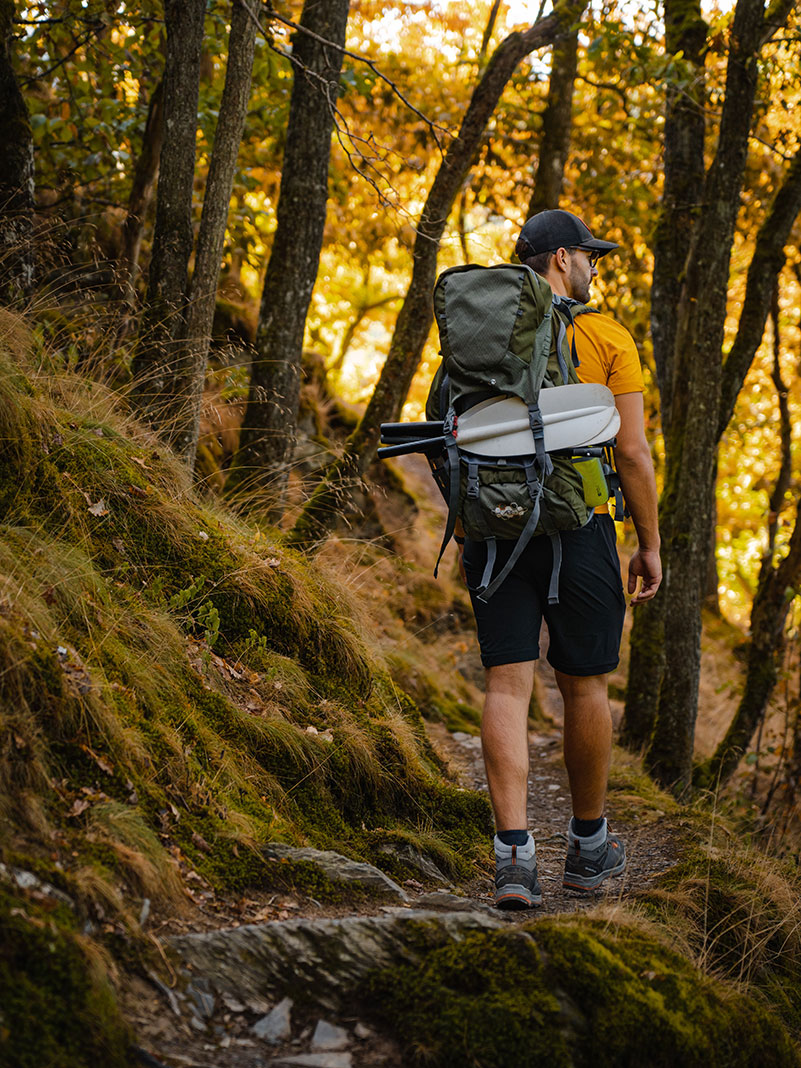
top-left (364, 918), bottom-right (799, 1067)
top-left (0, 884), bottom-right (131, 1068)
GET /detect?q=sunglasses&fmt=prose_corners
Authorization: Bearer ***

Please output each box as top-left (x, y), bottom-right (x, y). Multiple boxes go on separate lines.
top-left (572, 246), bottom-right (602, 268)
top-left (543, 246), bottom-right (603, 267)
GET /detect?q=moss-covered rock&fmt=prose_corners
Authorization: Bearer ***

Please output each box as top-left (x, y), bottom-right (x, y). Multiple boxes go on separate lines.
top-left (364, 917), bottom-right (800, 1067)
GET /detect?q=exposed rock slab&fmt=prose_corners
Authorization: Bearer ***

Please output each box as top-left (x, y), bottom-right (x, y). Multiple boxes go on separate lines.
top-left (262, 843), bottom-right (409, 902)
top-left (171, 909), bottom-right (503, 1013)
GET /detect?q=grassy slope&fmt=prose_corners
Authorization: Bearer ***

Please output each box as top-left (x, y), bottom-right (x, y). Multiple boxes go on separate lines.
top-left (1, 309), bottom-right (800, 1066)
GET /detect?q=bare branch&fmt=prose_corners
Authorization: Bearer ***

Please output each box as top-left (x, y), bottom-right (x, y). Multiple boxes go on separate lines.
top-left (239, 0), bottom-right (449, 148)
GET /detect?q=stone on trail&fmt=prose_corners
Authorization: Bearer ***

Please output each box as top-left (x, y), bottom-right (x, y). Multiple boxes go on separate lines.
top-left (414, 891), bottom-right (495, 914)
top-left (310, 1019), bottom-right (349, 1051)
top-left (171, 909), bottom-right (503, 1013)
top-left (252, 996), bottom-right (293, 1043)
top-left (262, 843), bottom-right (409, 902)
top-left (376, 841), bottom-right (448, 883)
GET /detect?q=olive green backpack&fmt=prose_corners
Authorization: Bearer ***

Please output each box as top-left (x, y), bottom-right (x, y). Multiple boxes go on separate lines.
top-left (427, 262), bottom-right (605, 603)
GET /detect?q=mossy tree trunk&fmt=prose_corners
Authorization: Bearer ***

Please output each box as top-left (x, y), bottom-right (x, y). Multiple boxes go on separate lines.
top-left (287, 0), bottom-right (587, 550)
top-left (169, 0), bottom-right (258, 467)
top-left (0, 0), bottom-right (34, 307)
top-left (130, 0), bottom-right (205, 430)
top-left (526, 25), bottom-right (578, 216)
top-left (643, 0), bottom-right (796, 792)
top-left (621, 0), bottom-right (706, 752)
top-left (225, 0), bottom-right (350, 515)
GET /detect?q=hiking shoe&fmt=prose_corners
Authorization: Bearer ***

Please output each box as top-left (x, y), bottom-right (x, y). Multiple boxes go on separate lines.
top-left (494, 834), bottom-right (542, 910)
top-left (562, 819), bottom-right (626, 892)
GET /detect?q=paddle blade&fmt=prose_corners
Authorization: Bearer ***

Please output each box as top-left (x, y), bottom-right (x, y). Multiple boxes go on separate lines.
top-left (456, 386), bottom-right (619, 457)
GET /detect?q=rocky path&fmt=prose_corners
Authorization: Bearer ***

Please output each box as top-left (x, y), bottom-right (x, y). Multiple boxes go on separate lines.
top-left (128, 679), bottom-right (681, 1068)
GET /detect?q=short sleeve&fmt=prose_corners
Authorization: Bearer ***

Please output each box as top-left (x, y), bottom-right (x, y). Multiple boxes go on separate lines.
top-left (573, 313), bottom-right (644, 395)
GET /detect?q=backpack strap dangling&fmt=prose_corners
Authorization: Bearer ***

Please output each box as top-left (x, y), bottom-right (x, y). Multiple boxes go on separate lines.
top-left (477, 461), bottom-right (543, 603)
top-left (433, 405), bottom-right (461, 578)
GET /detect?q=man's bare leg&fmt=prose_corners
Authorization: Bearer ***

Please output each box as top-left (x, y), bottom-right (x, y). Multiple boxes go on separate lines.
top-left (555, 669), bottom-right (625, 890)
top-left (554, 670), bottom-right (611, 820)
top-left (481, 661), bottom-right (534, 830)
top-left (482, 660), bottom-right (541, 909)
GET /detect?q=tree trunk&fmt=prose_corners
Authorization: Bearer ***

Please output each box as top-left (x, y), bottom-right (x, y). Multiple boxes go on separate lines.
top-left (621, 0), bottom-right (706, 751)
top-left (649, 0), bottom-right (707, 424)
top-left (116, 78), bottom-right (165, 322)
top-left (225, 0), bottom-right (350, 513)
top-left (697, 291), bottom-right (800, 787)
top-left (130, 0), bottom-right (205, 430)
top-left (645, 0), bottom-right (768, 793)
top-left (0, 0), bottom-right (34, 306)
top-left (287, 0), bottom-right (586, 550)
top-left (169, 0), bottom-right (258, 466)
top-left (526, 25), bottom-right (578, 216)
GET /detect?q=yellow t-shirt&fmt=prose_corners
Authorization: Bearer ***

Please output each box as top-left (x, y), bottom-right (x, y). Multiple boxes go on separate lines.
top-left (571, 311), bottom-right (644, 395)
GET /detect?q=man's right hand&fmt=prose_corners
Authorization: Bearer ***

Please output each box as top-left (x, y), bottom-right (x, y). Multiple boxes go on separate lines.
top-left (627, 548), bottom-right (661, 605)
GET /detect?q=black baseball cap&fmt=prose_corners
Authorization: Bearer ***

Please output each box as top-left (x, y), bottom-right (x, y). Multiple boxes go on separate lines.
top-left (516, 209), bottom-right (618, 259)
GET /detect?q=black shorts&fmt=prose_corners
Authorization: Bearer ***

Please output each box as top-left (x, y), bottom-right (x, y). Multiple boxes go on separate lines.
top-left (462, 514), bottom-right (626, 676)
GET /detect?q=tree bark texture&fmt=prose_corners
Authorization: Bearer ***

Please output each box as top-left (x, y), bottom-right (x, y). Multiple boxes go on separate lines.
top-left (648, 0), bottom-right (707, 425)
top-left (130, 0), bottom-right (205, 429)
top-left (288, 0), bottom-right (587, 550)
top-left (169, 0), bottom-right (258, 466)
top-left (226, 0), bottom-right (350, 512)
top-left (645, 0), bottom-right (770, 793)
top-left (621, 0), bottom-right (706, 750)
top-left (117, 78), bottom-right (165, 318)
top-left (0, 0), bottom-right (34, 306)
top-left (526, 26), bottom-right (579, 216)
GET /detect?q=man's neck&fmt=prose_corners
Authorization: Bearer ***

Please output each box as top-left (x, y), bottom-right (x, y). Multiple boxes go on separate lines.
top-left (543, 269), bottom-right (569, 298)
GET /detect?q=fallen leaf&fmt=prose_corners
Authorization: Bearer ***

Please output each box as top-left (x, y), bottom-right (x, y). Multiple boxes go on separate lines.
top-left (191, 831), bottom-right (212, 853)
top-left (88, 499), bottom-right (109, 517)
top-left (69, 799), bottom-right (90, 817)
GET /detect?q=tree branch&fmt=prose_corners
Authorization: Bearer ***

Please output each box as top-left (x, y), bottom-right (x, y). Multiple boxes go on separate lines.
top-left (240, 0), bottom-right (450, 148)
top-left (718, 141), bottom-right (801, 438)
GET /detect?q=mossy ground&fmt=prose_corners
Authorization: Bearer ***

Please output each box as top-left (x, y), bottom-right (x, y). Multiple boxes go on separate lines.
top-left (4, 310), bottom-right (801, 1066)
top-left (364, 915), bottom-right (800, 1067)
top-left (0, 883), bottom-right (132, 1068)
top-left (0, 312), bottom-right (493, 1061)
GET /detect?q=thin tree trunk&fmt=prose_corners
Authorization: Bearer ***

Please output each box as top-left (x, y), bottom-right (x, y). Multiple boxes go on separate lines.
top-left (645, 0), bottom-right (768, 793)
top-left (169, 0), bottom-right (258, 466)
top-left (130, 0), bottom-right (205, 431)
top-left (225, 0), bottom-right (350, 513)
top-left (288, 0), bottom-right (586, 550)
top-left (117, 78), bottom-right (165, 321)
top-left (0, 0), bottom-right (34, 306)
top-left (622, 0), bottom-right (706, 751)
top-left (526, 25), bottom-right (578, 216)
top-left (697, 291), bottom-right (800, 787)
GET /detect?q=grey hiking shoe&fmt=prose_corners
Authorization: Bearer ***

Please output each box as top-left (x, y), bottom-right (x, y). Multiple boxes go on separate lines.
top-left (494, 835), bottom-right (542, 910)
top-left (563, 820), bottom-right (626, 892)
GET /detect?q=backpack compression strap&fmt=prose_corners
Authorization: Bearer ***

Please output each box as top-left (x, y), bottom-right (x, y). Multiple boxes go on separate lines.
top-left (432, 405), bottom-right (460, 579)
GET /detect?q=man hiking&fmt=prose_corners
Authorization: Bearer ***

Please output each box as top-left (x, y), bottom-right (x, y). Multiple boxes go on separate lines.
top-left (429, 209), bottom-right (661, 908)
